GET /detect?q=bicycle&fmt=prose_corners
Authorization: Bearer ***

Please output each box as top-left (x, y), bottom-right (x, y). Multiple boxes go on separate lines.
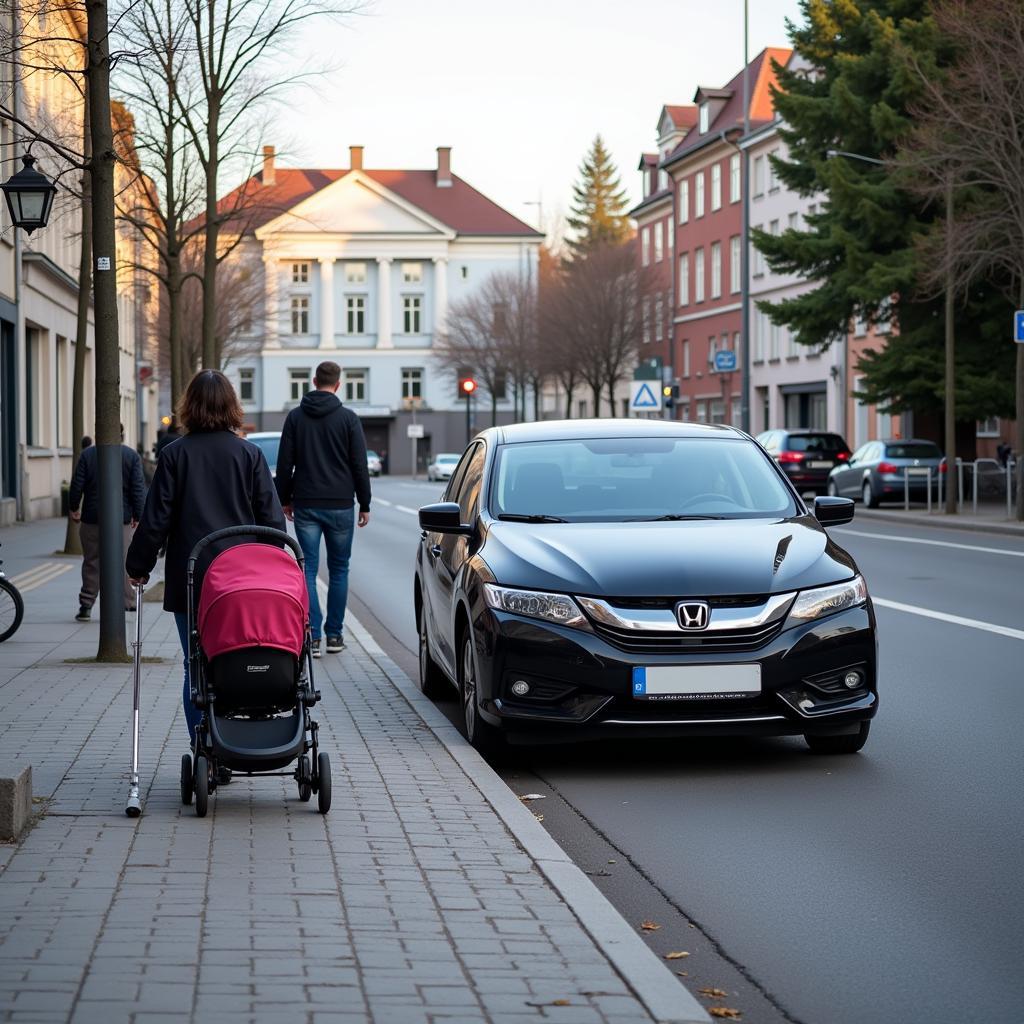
top-left (0, 545), bottom-right (24, 642)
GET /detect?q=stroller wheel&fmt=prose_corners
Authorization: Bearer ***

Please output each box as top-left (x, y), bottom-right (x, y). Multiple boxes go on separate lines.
top-left (194, 755), bottom-right (209, 818)
top-left (180, 754), bottom-right (194, 806)
top-left (317, 753), bottom-right (331, 815)
top-left (297, 755), bottom-right (312, 802)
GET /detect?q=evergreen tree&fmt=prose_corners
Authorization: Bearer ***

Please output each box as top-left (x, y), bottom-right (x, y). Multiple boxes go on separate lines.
top-left (566, 135), bottom-right (630, 259)
top-left (754, 0), bottom-right (1015, 426)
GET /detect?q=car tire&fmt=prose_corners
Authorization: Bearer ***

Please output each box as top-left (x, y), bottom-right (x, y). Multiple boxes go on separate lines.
top-left (862, 480), bottom-right (879, 508)
top-left (418, 612), bottom-right (450, 701)
top-left (805, 722), bottom-right (870, 755)
top-left (459, 629), bottom-right (506, 761)
top-left (827, 480), bottom-right (838, 497)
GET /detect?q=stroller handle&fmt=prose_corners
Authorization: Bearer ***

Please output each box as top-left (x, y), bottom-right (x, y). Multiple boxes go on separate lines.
top-left (187, 525), bottom-right (302, 571)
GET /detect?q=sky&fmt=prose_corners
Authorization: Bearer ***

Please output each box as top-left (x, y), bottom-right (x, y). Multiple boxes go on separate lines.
top-left (275, 0), bottom-right (804, 236)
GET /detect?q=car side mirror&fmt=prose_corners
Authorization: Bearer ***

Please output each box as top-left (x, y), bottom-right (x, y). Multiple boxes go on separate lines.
top-left (813, 496), bottom-right (855, 527)
top-left (419, 501), bottom-right (473, 535)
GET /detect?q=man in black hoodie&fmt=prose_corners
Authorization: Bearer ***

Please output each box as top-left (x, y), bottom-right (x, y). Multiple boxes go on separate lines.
top-left (275, 361), bottom-right (371, 657)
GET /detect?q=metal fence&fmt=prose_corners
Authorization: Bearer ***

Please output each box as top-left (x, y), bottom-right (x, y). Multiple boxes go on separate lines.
top-left (905, 458), bottom-right (1019, 517)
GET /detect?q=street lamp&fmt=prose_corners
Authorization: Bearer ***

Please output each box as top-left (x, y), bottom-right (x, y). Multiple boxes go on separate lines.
top-left (1, 154), bottom-right (57, 234)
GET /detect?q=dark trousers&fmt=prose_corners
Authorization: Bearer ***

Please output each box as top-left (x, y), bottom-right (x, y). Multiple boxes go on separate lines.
top-left (78, 522), bottom-right (136, 609)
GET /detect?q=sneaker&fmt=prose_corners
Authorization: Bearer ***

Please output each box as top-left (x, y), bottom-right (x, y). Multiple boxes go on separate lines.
top-left (75, 605), bottom-right (91, 622)
top-left (310, 639), bottom-right (322, 659)
top-left (325, 635), bottom-right (345, 653)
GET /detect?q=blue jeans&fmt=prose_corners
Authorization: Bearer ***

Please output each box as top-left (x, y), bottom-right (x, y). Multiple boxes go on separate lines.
top-left (293, 507), bottom-right (355, 641)
top-left (175, 612), bottom-right (203, 744)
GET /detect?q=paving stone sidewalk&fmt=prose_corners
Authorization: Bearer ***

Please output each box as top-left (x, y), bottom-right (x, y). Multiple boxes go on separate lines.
top-left (0, 520), bottom-right (690, 1024)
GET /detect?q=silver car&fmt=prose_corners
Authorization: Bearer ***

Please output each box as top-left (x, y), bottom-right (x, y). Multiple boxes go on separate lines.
top-left (246, 431), bottom-right (282, 474)
top-left (366, 450), bottom-right (382, 477)
top-left (427, 453), bottom-right (461, 482)
top-left (827, 438), bottom-right (943, 507)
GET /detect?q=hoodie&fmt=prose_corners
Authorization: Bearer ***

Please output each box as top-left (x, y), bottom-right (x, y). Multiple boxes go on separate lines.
top-left (274, 390), bottom-right (372, 512)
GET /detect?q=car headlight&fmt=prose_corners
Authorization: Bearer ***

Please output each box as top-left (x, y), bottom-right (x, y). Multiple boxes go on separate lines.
top-left (482, 584), bottom-right (587, 628)
top-left (787, 575), bottom-right (868, 625)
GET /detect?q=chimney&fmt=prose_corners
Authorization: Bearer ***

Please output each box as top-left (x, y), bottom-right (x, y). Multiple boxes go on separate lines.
top-left (349, 145), bottom-right (363, 171)
top-left (436, 146), bottom-right (452, 188)
top-left (262, 145), bottom-right (275, 186)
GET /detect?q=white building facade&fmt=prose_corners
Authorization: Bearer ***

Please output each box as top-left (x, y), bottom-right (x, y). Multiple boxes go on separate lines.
top-left (223, 146), bottom-right (542, 472)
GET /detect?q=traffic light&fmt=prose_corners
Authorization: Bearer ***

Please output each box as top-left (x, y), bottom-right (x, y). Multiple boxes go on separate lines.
top-left (662, 384), bottom-right (680, 409)
top-left (459, 376), bottom-right (477, 396)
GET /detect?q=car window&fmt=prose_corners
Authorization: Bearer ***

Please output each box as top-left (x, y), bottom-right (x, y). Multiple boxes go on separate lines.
top-left (443, 446), bottom-right (474, 502)
top-left (490, 437), bottom-right (797, 521)
top-left (850, 444), bottom-right (871, 464)
top-left (785, 433), bottom-right (849, 454)
top-left (885, 442), bottom-right (941, 459)
top-left (454, 443), bottom-right (486, 521)
top-left (249, 435), bottom-right (280, 468)
top-left (759, 431), bottom-right (778, 452)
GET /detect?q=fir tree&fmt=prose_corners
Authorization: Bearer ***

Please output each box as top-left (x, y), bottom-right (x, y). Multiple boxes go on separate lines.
top-left (566, 135), bottom-right (630, 259)
top-left (754, 0), bottom-right (1015, 426)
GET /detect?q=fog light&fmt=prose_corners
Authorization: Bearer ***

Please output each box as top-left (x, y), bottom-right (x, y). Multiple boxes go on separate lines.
top-left (843, 671), bottom-right (861, 689)
top-left (511, 679), bottom-right (530, 697)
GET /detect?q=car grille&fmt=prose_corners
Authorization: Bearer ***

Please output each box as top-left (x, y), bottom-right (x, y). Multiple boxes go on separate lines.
top-left (601, 694), bottom-right (781, 721)
top-left (590, 618), bottom-right (785, 654)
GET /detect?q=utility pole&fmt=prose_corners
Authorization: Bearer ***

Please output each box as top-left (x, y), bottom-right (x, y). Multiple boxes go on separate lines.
top-left (739, 0), bottom-right (751, 432)
top-left (944, 177), bottom-right (956, 515)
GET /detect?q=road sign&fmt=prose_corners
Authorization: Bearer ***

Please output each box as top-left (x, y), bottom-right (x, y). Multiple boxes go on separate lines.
top-left (1015, 310), bottom-right (1024, 343)
top-left (714, 350), bottom-right (738, 372)
top-left (406, 423), bottom-right (424, 439)
top-left (630, 380), bottom-right (662, 413)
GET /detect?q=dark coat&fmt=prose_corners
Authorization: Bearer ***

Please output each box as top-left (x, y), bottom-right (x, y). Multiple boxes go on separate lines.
top-left (68, 445), bottom-right (146, 525)
top-left (275, 390), bottom-right (372, 512)
top-left (126, 430), bottom-right (286, 613)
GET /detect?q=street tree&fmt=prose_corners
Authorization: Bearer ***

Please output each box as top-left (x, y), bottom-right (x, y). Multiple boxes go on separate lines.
top-left (565, 135), bottom-right (630, 261)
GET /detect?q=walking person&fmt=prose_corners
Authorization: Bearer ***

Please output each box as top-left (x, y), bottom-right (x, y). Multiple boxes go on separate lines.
top-left (69, 427), bottom-right (145, 622)
top-left (126, 370), bottom-right (285, 746)
top-left (275, 361), bottom-right (371, 658)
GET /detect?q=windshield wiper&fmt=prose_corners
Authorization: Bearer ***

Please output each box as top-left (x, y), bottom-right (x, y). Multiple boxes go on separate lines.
top-left (496, 513), bottom-right (568, 523)
top-left (628, 514), bottom-right (728, 521)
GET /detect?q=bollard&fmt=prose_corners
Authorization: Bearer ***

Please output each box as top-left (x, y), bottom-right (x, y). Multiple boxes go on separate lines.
top-left (927, 466), bottom-right (932, 514)
top-left (904, 470), bottom-right (909, 511)
top-left (972, 461), bottom-right (978, 517)
top-left (957, 458), bottom-right (964, 513)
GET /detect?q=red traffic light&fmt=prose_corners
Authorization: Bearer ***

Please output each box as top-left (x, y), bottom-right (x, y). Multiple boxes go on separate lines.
top-left (459, 377), bottom-right (477, 395)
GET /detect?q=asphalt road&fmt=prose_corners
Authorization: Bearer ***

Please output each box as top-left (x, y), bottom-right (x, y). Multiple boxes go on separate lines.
top-left (342, 476), bottom-right (1024, 1024)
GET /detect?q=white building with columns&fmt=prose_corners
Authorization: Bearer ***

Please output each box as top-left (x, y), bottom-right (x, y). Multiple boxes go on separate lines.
top-left (219, 145), bottom-right (542, 472)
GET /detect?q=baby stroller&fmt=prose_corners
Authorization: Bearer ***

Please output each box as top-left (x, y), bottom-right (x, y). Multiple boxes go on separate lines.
top-left (179, 525), bottom-right (331, 818)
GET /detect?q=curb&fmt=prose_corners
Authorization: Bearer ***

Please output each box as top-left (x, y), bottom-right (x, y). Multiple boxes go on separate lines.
top-left (343, 609), bottom-right (710, 1024)
top-left (856, 508), bottom-right (1024, 538)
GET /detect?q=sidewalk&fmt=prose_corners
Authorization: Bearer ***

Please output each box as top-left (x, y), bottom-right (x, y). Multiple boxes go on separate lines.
top-left (857, 504), bottom-right (1024, 537)
top-left (0, 519), bottom-right (707, 1024)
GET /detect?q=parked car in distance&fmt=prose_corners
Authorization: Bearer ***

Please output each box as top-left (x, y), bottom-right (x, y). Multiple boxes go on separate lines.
top-left (245, 431), bottom-right (282, 475)
top-left (415, 420), bottom-right (876, 761)
top-left (757, 430), bottom-right (852, 495)
top-left (367, 450), bottom-right (382, 477)
top-left (828, 438), bottom-right (944, 508)
top-left (427, 453), bottom-right (462, 482)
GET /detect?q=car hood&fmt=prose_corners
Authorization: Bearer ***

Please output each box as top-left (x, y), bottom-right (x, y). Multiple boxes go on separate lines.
top-left (482, 516), bottom-right (858, 598)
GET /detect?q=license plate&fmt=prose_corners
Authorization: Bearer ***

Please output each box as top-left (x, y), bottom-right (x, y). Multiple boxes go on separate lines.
top-left (632, 665), bottom-right (761, 701)
top-left (808, 460), bottom-right (832, 469)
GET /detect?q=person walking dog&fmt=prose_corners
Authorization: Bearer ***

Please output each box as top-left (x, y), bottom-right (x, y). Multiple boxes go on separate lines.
top-left (126, 370), bottom-right (285, 746)
top-left (69, 426), bottom-right (145, 621)
top-left (275, 361), bottom-right (371, 658)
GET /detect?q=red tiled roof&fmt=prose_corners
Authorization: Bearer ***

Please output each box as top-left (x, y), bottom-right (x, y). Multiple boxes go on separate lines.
top-left (216, 167), bottom-right (541, 237)
top-left (663, 105), bottom-right (698, 128)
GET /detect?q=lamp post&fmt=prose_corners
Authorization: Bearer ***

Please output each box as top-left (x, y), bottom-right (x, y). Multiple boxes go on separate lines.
top-left (1, 154), bottom-right (58, 233)
top-left (740, 0), bottom-right (750, 432)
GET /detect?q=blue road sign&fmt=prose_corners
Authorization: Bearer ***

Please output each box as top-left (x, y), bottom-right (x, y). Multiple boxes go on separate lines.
top-left (714, 350), bottom-right (738, 372)
top-left (1015, 310), bottom-right (1024, 343)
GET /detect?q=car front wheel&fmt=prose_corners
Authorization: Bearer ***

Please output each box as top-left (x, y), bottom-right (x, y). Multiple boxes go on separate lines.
top-left (460, 629), bottom-right (505, 760)
top-left (805, 722), bottom-right (870, 754)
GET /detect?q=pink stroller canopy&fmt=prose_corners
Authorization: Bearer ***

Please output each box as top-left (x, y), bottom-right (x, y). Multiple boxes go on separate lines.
top-left (198, 543), bottom-right (308, 659)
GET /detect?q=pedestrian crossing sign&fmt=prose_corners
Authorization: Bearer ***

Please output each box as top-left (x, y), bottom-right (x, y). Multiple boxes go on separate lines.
top-left (630, 381), bottom-right (662, 413)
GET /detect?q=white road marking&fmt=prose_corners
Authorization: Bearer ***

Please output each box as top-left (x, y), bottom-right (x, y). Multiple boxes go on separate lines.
top-left (13, 563), bottom-right (73, 593)
top-left (395, 505), bottom-right (419, 516)
top-left (873, 597), bottom-right (1024, 642)
top-left (375, 498), bottom-right (393, 507)
top-left (836, 528), bottom-right (1024, 558)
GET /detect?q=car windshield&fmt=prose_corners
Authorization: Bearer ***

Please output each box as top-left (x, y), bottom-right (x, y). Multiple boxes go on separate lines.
top-left (249, 435), bottom-right (280, 468)
top-left (884, 442), bottom-right (941, 459)
top-left (490, 437), bottom-right (797, 522)
top-left (367, 450), bottom-right (379, 460)
top-left (786, 434), bottom-right (848, 453)
top-left (438, 454), bottom-right (460, 464)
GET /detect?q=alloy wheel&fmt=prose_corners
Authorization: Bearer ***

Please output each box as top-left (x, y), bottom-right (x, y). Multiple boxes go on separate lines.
top-left (461, 635), bottom-right (477, 740)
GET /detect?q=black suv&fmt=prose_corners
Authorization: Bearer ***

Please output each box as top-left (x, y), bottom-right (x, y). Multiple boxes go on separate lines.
top-left (757, 429), bottom-right (852, 495)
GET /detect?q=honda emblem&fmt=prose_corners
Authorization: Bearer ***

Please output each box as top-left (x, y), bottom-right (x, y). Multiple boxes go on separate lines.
top-left (676, 601), bottom-right (710, 630)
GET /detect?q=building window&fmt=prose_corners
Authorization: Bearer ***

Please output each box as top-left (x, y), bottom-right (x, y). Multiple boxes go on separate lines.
top-left (654, 221), bottom-right (664, 263)
top-left (239, 367), bottom-right (255, 402)
top-left (876, 298), bottom-right (893, 334)
top-left (752, 226), bottom-right (764, 276)
top-left (808, 203), bottom-right (817, 219)
top-left (709, 334), bottom-right (718, 367)
top-left (695, 171), bottom-right (705, 217)
top-left (682, 339), bottom-right (690, 378)
top-left (734, 332), bottom-right (742, 367)
top-left (768, 148), bottom-right (781, 192)
top-left (710, 241), bottom-right (721, 299)
top-left (977, 416), bottom-right (1000, 437)
top-left (853, 313), bottom-right (868, 337)
top-left (644, 168), bottom-right (652, 196)
top-left (578, 399), bottom-right (588, 418)
top-left (730, 236), bottom-right (741, 293)
top-left (694, 247), bottom-right (705, 303)
top-left (696, 400), bottom-right (707, 423)
top-left (730, 154), bottom-right (741, 202)
top-left (346, 296), bottom-right (365, 334)
top-left (788, 211), bottom-right (799, 231)
top-left (403, 295), bottom-right (422, 333)
top-left (770, 318), bottom-right (780, 360)
top-left (291, 262), bottom-right (309, 284)
top-left (666, 221), bottom-right (673, 253)
top-left (56, 336), bottom-right (67, 447)
top-left (655, 295), bottom-right (664, 342)
top-left (289, 367), bottom-right (311, 402)
top-left (344, 368), bottom-right (367, 403)
top-left (402, 262), bottom-right (423, 283)
top-left (461, 265), bottom-right (469, 279)
top-left (345, 262), bottom-right (367, 284)
top-left (711, 163), bottom-right (722, 211)
top-left (678, 253), bottom-right (689, 306)
top-left (679, 179), bottom-right (689, 224)
top-left (752, 310), bottom-right (764, 362)
top-left (291, 296), bottom-right (309, 334)
top-left (658, 168), bottom-right (668, 192)
top-left (698, 102), bottom-right (709, 134)
top-left (641, 227), bottom-right (651, 266)
top-left (786, 322), bottom-right (799, 357)
top-left (401, 367), bottom-right (423, 401)
top-left (642, 299), bottom-right (651, 344)
top-left (769, 218), bottom-right (780, 237)
top-left (753, 155), bottom-right (765, 196)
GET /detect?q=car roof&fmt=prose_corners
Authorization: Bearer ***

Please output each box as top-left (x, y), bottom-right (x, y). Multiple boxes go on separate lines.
top-left (880, 437), bottom-right (938, 445)
top-left (246, 431), bottom-right (281, 439)
top-left (481, 419), bottom-right (747, 445)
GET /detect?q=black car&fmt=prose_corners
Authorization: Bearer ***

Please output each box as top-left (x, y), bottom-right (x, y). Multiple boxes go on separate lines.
top-left (414, 421), bottom-right (877, 759)
top-left (756, 429), bottom-right (852, 494)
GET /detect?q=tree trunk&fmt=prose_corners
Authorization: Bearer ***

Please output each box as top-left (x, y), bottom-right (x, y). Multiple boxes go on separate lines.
top-left (490, 393), bottom-right (497, 427)
top-left (63, 99), bottom-right (92, 557)
top-left (564, 380), bottom-right (574, 418)
top-left (201, 92), bottom-right (220, 369)
top-left (168, 254), bottom-right (184, 408)
top-left (591, 383), bottom-right (602, 417)
top-left (944, 181), bottom-right (956, 515)
top-left (86, 0), bottom-right (128, 661)
top-left (607, 382), bottom-right (617, 419)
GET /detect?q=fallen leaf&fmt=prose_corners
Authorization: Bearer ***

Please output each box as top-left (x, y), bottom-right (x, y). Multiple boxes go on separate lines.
top-left (699, 988), bottom-right (729, 999)
top-left (608, 859), bottom-right (616, 864)
top-left (640, 920), bottom-right (661, 931)
top-left (519, 793), bottom-right (546, 802)
top-left (664, 951), bottom-right (690, 960)
top-left (676, 971), bottom-right (689, 977)
top-left (708, 1009), bottom-right (742, 1020)
top-left (552, 1000), bottom-right (570, 1007)
top-left (533, 813), bottom-right (545, 822)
